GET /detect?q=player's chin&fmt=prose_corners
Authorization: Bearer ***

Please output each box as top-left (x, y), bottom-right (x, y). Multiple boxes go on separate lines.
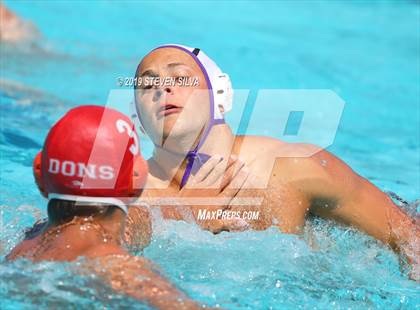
top-left (162, 117), bottom-right (189, 136)
top-left (161, 120), bottom-right (177, 137)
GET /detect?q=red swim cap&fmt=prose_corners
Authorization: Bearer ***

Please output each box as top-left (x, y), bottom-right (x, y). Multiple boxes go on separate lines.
top-left (33, 105), bottom-right (148, 213)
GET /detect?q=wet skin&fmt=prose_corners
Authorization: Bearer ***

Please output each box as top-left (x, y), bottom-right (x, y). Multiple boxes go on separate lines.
top-left (131, 47), bottom-right (420, 280)
top-left (7, 207), bottom-right (201, 310)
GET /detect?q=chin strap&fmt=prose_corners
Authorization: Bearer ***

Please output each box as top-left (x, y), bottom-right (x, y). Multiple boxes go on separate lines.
top-left (179, 118), bottom-right (225, 188)
top-left (154, 119), bottom-right (225, 189)
top-left (180, 151), bottom-right (211, 188)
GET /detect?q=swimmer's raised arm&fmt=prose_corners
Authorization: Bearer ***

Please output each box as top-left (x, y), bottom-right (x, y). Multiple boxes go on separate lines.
top-left (268, 143), bottom-right (419, 279)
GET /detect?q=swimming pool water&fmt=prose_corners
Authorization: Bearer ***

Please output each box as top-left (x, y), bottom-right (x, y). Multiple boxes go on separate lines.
top-left (1, 1), bottom-right (419, 309)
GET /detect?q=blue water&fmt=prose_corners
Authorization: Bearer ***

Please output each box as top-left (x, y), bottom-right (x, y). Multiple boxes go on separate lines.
top-left (1, 1), bottom-right (419, 309)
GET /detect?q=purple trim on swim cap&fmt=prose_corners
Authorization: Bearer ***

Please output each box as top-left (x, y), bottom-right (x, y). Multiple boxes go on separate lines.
top-left (153, 45), bottom-right (215, 126)
top-left (179, 151), bottom-right (211, 188)
top-left (213, 119), bottom-right (225, 125)
top-left (152, 45), bottom-right (224, 188)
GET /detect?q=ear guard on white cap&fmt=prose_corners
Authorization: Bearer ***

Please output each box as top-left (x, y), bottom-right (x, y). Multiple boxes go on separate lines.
top-left (212, 72), bottom-right (233, 118)
top-left (153, 44), bottom-right (233, 121)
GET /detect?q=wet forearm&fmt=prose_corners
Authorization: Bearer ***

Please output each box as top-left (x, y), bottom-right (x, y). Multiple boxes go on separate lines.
top-left (346, 179), bottom-right (420, 279)
top-left (124, 270), bottom-right (202, 309)
top-left (89, 255), bottom-right (203, 309)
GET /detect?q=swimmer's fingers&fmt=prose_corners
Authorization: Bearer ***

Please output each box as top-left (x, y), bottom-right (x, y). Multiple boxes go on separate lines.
top-left (200, 218), bottom-right (249, 234)
top-left (218, 157), bottom-right (246, 191)
top-left (186, 155), bottom-right (223, 188)
top-left (219, 164), bottom-right (250, 198)
top-left (201, 155), bottom-right (240, 188)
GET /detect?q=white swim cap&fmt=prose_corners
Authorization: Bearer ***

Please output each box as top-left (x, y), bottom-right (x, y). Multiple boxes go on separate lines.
top-left (153, 44), bottom-right (233, 121)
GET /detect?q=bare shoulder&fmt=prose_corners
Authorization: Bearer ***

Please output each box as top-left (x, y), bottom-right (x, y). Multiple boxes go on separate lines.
top-left (6, 239), bottom-right (32, 260)
top-left (235, 136), bottom-right (357, 187)
top-left (270, 142), bottom-right (356, 181)
top-left (83, 243), bottom-right (128, 259)
top-left (235, 135), bottom-right (285, 155)
top-left (266, 142), bottom-right (362, 198)
top-left (234, 135), bottom-right (282, 172)
top-left (235, 135), bottom-right (324, 160)
top-left (235, 136), bottom-right (321, 169)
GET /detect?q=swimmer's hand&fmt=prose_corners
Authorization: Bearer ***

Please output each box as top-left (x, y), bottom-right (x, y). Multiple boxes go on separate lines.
top-left (180, 155), bottom-right (251, 233)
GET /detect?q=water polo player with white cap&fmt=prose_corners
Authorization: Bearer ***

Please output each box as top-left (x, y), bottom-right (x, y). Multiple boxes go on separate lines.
top-left (7, 105), bottom-right (205, 308)
top-left (133, 44), bottom-right (419, 279)
top-left (133, 44), bottom-right (251, 232)
top-left (134, 44), bottom-right (239, 185)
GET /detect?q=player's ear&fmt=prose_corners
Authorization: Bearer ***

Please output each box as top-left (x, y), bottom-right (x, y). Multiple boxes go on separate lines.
top-left (33, 151), bottom-right (47, 198)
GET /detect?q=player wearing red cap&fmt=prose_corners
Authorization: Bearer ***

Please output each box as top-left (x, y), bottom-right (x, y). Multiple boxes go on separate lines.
top-left (6, 105), bottom-right (202, 310)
